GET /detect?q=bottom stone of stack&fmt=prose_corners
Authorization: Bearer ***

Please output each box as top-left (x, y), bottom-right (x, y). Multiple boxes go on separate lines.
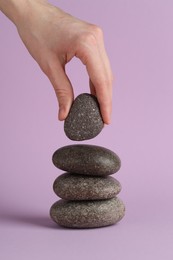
top-left (50, 197), bottom-right (125, 229)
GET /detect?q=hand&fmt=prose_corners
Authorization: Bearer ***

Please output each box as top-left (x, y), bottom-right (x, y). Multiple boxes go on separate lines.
top-left (1, 0), bottom-right (113, 124)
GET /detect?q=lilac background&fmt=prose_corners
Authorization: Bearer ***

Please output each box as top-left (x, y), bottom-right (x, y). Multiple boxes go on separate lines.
top-left (1, 0), bottom-right (173, 259)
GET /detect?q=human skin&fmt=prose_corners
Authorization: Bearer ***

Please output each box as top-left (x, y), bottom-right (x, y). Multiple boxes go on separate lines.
top-left (0, 0), bottom-right (113, 124)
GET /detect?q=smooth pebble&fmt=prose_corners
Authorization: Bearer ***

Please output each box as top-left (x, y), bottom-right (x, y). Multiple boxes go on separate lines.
top-left (64, 93), bottom-right (104, 141)
top-left (52, 144), bottom-right (121, 176)
top-left (53, 173), bottom-right (122, 200)
top-left (50, 197), bottom-right (125, 228)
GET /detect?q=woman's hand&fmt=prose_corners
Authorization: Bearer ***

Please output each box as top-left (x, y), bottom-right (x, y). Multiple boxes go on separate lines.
top-left (0, 0), bottom-right (113, 123)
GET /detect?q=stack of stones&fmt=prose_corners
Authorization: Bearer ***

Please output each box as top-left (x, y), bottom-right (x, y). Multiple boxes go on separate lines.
top-left (50, 93), bottom-right (125, 228)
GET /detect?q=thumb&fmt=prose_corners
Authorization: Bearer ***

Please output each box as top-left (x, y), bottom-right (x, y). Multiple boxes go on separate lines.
top-left (45, 59), bottom-right (74, 121)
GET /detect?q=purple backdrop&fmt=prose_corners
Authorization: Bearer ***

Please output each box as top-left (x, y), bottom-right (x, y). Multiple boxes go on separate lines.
top-left (1, 0), bottom-right (173, 259)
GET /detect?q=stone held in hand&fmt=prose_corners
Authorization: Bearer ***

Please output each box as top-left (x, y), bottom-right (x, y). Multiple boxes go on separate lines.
top-left (53, 173), bottom-right (122, 200)
top-left (52, 144), bottom-right (121, 176)
top-left (64, 93), bottom-right (104, 141)
top-left (50, 197), bottom-right (125, 228)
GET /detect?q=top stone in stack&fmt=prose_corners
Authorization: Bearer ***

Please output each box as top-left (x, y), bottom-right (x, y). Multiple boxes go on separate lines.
top-left (64, 93), bottom-right (104, 141)
top-left (52, 144), bottom-right (121, 176)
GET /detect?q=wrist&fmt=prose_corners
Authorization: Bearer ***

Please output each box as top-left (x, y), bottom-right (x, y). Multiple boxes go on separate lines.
top-left (0, 0), bottom-right (47, 25)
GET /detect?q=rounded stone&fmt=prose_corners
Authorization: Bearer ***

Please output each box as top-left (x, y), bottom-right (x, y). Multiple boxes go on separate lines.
top-left (50, 197), bottom-right (125, 228)
top-left (64, 93), bottom-right (104, 141)
top-left (52, 144), bottom-right (121, 176)
top-left (53, 173), bottom-right (122, 200)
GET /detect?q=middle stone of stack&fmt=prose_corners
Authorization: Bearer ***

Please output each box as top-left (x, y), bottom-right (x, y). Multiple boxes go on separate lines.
top-left (53, 173), bottom-right (121, 201)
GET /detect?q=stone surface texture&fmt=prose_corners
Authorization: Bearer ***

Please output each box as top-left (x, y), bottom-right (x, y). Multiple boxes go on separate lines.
top-left (64, 93), bottom-right (104, 141)
top-left (50, 197), bottom-right (125, 228)
top-left (53, 173), bottom-right (122, 200)
top-left (52, 144), bottom-right (121, 176)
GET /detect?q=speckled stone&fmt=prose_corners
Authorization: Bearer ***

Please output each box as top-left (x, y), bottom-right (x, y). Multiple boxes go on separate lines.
top-left (53, 173), bottom-right (122, 200)
top-left (64, 93), bottom-right (104, 141)
top-left (50, 197), bottom-right (125, 228)
top-left (52, 144), bottom-right (121, 176)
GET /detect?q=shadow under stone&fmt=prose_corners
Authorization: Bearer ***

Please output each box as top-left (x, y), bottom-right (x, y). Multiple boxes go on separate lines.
top-left (0, 210), bottom-right (64, 230)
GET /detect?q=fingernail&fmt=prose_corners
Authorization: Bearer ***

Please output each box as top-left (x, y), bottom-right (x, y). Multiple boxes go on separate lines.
top-left (58, 107), bottom-right (66, 121)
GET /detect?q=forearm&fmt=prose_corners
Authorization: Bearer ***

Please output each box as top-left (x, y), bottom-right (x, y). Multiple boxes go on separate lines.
top-left (0, 0), bottom-right (47, 25)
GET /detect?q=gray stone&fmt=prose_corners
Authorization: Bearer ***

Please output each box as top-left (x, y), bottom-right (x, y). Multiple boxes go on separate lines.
top-left (53, 173), bottom-right (122, 200)
top-left (64, 93), bottom-right (104, 141)
top-left (50, 197), bottom-right (125, 228)
top-left (52, 144), bottom-right (121, 176)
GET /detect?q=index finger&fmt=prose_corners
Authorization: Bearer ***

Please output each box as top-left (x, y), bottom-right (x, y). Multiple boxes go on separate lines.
top-left (76, 28), bottom-right (113, 124)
